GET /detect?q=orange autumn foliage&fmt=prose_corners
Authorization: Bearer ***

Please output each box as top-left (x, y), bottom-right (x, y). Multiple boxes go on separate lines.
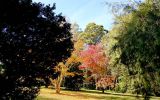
top-left (79, 43), bottom-right (109, 75)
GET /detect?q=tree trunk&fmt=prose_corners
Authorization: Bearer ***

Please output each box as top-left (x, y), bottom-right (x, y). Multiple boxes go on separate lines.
top-left (55, 83), bottom-right (60, 93)
top-left (102, 88), bottom-right (104, 93)
top-left (49, 78), bottom-right (61, 94)
top-left (55, 80), bottom-right (61, 94)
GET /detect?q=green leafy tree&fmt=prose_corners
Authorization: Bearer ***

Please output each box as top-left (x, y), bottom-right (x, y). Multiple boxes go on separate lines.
top-left (0, 0), bottom-right (73, 99)
top-left (109, 0), bottom-right (160, 98)
top-left (80, 23), bottom-right (107, 44)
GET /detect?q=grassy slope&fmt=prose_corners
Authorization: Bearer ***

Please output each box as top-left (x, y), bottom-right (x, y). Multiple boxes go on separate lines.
top-left (36, 88), bottom-right (160, 100)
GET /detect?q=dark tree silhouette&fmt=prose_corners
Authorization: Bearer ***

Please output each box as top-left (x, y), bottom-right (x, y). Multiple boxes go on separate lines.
top-left (64, 62), bottom-right (84, 91)
top-left (0, 0), bottom-right (73, 99)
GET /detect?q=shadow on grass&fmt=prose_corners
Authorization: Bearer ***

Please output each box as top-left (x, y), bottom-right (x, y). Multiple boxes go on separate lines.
top-left (80, 89), bottom-right (140, 97)
top-left (54, 89), bottom-right (142, 100)
top-left (38, 93), bottom-right (140, 100)
top-left (36, 96), bottom-right (59, 100)
top-left (40, 87), bottom-right (155, 100)
top-left (39, 88), bottom-right (122, 100)
top-left (40, 92), bottom-right (103, 100)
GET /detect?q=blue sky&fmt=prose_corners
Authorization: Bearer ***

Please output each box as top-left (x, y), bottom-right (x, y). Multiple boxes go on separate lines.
top-left (33, 0), bottom-right (130, 30)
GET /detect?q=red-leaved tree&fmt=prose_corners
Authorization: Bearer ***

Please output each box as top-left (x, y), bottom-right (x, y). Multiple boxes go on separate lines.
top-left (79, 43), bottom-right (117, 92)
top-left (79, 43), bottom-right (109, 77)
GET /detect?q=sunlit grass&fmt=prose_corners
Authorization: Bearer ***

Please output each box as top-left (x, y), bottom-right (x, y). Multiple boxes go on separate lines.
top-left (36, 87), bottom-right (160, 100)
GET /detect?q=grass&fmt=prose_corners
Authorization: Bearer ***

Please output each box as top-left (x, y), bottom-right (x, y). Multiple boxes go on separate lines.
top-left (36, 87), bottom-right (160, 100)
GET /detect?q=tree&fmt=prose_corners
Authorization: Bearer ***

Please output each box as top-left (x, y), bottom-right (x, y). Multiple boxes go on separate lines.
top-left (79, 44), bottom-right (108, 76)
top-left (64, 62), bottom-right (84, 91)
top-left (50, 62), bottom-right (74, 93)
top-left (96, 75), bottom-right (116, 93)
top-left (70, 22), bottom-right (82, 42)
top-left (109, 0), bottom-right (160, 98)
top-left (79, 23), bottom-right (107, 45)
top-left (0, 0), bottom-right (73, 99)
top-left (79, 43), bottom-right (108, 89)
top-left (50, 38), bottom-right (84, 93)
top-left (62, 39), bottom-right (84, 91)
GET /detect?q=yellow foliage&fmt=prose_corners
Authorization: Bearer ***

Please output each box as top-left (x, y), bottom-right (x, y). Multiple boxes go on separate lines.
top-left (74, 39), bottom-right (84, 52)
top-left (50, 62), bottom-right (75, 93)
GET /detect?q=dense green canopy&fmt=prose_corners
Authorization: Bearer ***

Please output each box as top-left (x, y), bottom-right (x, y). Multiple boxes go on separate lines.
top-left (0, 0), bottom-right (73, 99)
top-left (109, 0), bottom-right (160, 97)
top-left (80, 23), bottom-right (107, 44)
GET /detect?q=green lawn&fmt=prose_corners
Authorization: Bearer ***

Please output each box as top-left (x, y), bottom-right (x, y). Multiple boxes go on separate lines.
top-left (36, 88), bottom-right (160, 100)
